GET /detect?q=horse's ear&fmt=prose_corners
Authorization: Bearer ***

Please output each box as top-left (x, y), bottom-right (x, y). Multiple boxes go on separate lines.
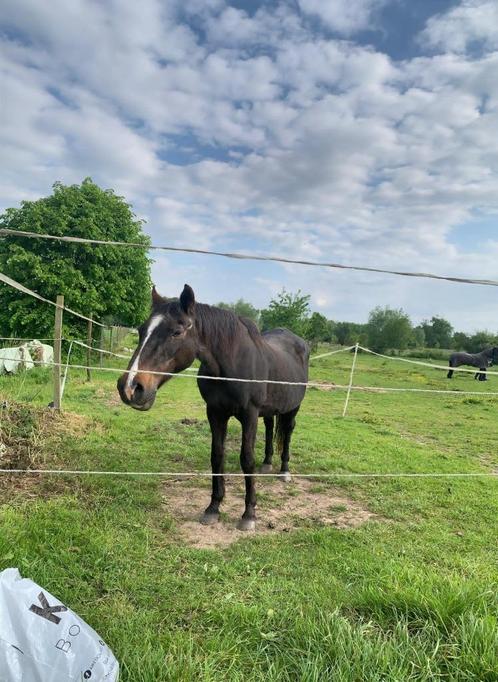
top-left (151, 286), bottom-right (163, 307)
top-left (180, 284), bottom-right (195, 315)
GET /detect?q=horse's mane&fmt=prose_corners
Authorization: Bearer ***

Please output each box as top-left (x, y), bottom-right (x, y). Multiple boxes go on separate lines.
top-left (195, 303), bottom-right (263, 351)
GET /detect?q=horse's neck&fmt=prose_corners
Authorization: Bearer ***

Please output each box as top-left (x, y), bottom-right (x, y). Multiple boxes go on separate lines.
top-left (196, 342), bottom-right (222, 375)
top-left (194, 307), bottom-right (244, 376)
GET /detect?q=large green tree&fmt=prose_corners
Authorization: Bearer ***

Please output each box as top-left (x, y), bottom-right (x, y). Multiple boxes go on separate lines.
top-left (411, 325), bottom-right (426, 348)
top-left (422, 316), bottom-right (454, 349)
top-left (260, 289), bottom-right (311, 336)
top-left (367, 306), bottom-right (413, 352)
top-left (332, 321), bottom-right (367, 346)
top-left (305, 312), bottom-right (330, 347)
top-left (452, 332), bottom-right (470, 350)
top-left (0, 179), bottom-right (151, 339)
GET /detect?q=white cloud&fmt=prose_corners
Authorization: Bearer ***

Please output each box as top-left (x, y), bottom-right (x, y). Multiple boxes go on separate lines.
top-left (420, 0), bottom-right (498, 54)
top-left (1, 0), bottom-right (498, 330)
top-left (298, 0), bottom-right (389, 35)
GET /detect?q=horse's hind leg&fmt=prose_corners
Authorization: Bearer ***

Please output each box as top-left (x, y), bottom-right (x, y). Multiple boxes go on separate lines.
top-left (201, 407), bottom-right (229, 526)
top-left (447, 363), bottom-right (454, 379)
top-left (260, 416), bottom-right (274, 473)
top-left (479, 368), bottom-right (487, 381)
top-left (277, 408), bottom-right (299, 483)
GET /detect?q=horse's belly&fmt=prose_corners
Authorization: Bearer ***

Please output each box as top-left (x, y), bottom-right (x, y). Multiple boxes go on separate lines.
top-left (259, 383), bottom-right (307, 416)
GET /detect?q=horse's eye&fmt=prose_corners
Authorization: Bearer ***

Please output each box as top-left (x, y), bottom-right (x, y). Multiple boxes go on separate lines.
top-left (172, 329), bottom-right (182, 337)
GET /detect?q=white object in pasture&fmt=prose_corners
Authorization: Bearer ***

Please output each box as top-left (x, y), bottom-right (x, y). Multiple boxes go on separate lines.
top-left (21, 340), bottom-right (54, 366)
top-left (0, 346), bottom-right (34, 374)
top-left (0, 341), bottom-right (53, 375)
top-left (0, 567), bottom-right (119, 682)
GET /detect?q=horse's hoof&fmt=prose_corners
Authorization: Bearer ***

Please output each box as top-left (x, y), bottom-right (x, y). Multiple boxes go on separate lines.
top-left (237, 518), bottom-right (256, 532)
top-left (260, 463), bottom-right (273, 474)
top-left (200, 513), bottom-right (219, 526)
top-left (278, 472), bottom-right (292, 483)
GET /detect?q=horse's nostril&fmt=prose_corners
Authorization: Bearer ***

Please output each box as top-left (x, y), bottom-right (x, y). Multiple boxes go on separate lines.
top-left (133, 381), bottom-right (145, 399)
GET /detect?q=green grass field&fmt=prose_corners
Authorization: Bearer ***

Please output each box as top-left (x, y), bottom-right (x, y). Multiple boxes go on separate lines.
top-left (1, 348), bottom-right (497, 681)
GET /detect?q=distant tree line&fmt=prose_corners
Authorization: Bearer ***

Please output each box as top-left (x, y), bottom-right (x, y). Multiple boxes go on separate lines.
top-left (217, 291), bottom-right (498, 354)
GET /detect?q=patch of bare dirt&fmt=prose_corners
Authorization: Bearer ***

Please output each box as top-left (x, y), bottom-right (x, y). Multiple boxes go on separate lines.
top-left (309, 380), bottom-right (337, 392)
top-left (162, 478), bottom-right (376, 549)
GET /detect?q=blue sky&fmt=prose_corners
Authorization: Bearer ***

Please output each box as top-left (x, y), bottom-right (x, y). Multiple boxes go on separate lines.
top-left (1, 0), bottom-right (498, 331)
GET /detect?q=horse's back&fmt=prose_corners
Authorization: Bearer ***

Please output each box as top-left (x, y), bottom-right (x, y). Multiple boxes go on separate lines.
top-left (259, 328), bottom-right (309, 415)
top-left (450, 351), bottom-right (480, 367)
top-left (262, 328), bottom-right (310, 371)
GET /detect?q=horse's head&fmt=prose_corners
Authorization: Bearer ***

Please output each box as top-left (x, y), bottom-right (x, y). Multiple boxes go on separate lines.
top-left (117, 284), bottom-right (197, 411)
top-left (492, 347), bottom-right (498, 364)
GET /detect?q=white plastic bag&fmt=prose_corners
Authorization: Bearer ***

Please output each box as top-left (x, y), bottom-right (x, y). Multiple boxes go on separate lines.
top-left (0, 568), bottom-right (119, 681)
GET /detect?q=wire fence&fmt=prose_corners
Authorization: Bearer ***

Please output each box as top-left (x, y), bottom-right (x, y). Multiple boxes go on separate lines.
top-left (1, 231), bottom-right (497, 482)
top-left (0, 272), bottom-right (106, 328)
top-left (2, 228), bottom-right (498, 287)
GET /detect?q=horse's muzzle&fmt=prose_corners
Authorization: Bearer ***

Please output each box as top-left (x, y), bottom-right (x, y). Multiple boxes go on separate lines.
top-left (117, 374), bottom-right (156, 411)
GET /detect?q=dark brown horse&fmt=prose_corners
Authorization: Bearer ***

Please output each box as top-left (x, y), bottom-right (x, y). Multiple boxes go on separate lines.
top-left (117, 285), bottom-right (309, 530)
top-left (447, 347), bottom-right (498, 381)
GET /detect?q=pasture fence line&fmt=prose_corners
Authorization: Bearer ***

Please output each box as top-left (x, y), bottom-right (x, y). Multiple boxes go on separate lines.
top-left (60, 340), bottom-right (74, 400)
top-left (0, 337), bottom-right (57, 342)
top-left (62, 341), bottom-right (498, 377)
top-left (2, 355), bottom-right (498, 397)
top-left (86, 316), bottom-right (93, 382)
top-left (0, 469), bottom-right (496, 479)
top-left (309, 345), bottom-right (356, 360)
top-left (342, 342), bottom-right (359, 417)
top-left (357, 346), bottom-right (495, 375)
top-left (2, 228), bottom-right (498, 287)
top-left (0, 272), bottom-right (136, 407)
top-left (71, 338), bottom-right (130, 360)
top-left (0, 271), bottom-right (106, 328)
top-left (52, 294), bottom-right (64, 410)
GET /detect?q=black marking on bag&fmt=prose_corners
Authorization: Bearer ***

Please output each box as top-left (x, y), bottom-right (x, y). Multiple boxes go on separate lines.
top-left (29, 591), bottom-right (68, 624)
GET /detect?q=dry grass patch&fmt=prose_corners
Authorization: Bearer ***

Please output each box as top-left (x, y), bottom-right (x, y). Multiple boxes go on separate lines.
top-left (0, 400), bottom-right (94, 497)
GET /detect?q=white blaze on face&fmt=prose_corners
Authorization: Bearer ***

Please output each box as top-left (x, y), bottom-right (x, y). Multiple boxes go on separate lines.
top-left (126, 314), bottom-right (163, 389)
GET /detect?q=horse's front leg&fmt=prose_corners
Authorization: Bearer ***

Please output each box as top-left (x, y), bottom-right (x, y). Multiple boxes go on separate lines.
top-left (237, 407), bottom-right (258, 531)
top-left (201, 407), bottom-right (229, 525)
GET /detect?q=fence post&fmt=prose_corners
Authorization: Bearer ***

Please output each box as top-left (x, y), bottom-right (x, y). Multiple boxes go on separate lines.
top-left (86, 316), bottom-right (93, 381)
top-left (99, 326), bottom-right (104, 368)
top-left (109, 326), bottom-right (113, 354)
top-left (52, 295), bottom-right (64, 411)
top-left (342, 342), bottom-right (359, 417)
